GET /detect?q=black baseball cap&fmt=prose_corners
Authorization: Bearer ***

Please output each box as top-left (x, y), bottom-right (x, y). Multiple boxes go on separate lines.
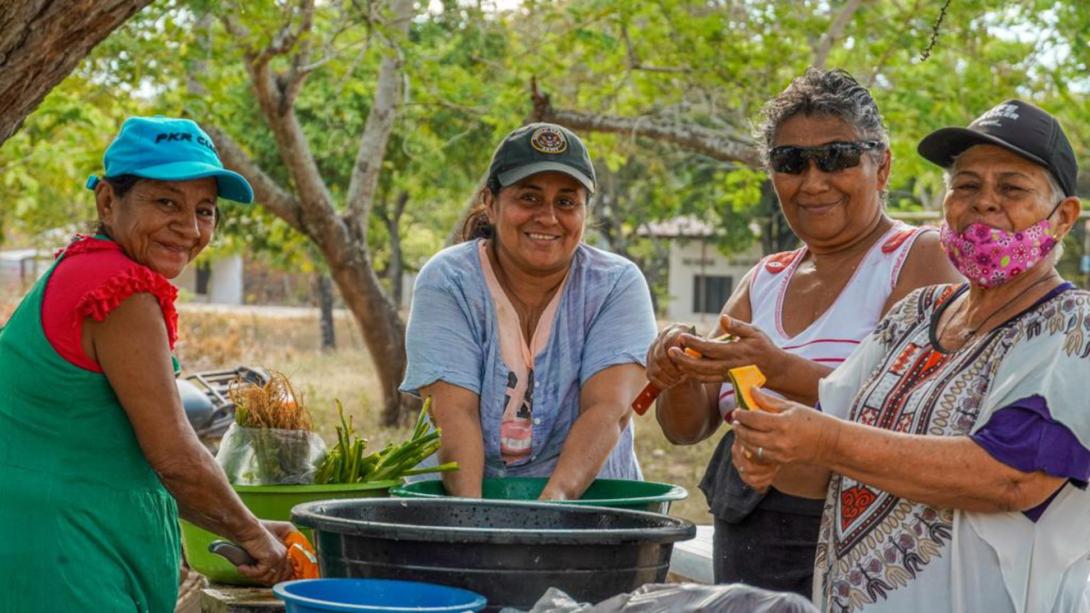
top-left (487, 123), bottom-right (596, 194)
top-left (917, 99), bottom-right (1078, 197)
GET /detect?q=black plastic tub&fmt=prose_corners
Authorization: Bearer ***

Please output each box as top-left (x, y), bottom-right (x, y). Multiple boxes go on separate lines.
top-left (292, 498), bottom-right (695, 611)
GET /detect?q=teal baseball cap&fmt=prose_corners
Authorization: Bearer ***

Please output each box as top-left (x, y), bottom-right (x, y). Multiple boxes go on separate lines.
top-left (86, 116), bottom-right (254, 203)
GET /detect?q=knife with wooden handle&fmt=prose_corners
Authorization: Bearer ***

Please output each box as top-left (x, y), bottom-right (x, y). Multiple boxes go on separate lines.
top-left (631, 330), bottom-right (736, 416)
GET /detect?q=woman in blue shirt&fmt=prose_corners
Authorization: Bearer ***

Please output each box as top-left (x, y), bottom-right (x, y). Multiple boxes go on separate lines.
top-left (400, 123), bottom-right (656, 500)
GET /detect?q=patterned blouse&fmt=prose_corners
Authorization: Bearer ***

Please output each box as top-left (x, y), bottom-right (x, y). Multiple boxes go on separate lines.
top-left (815, 284), bottom-right (1090, 613)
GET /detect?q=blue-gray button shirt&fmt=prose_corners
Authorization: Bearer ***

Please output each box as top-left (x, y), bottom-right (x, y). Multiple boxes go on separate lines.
top-left (400, 240), bottom-right (656, 480)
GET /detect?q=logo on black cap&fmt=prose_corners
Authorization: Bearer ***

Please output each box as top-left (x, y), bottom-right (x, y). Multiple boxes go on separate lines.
top-left (973, 104), bottom-right (1020, 129)
top-left (917, 99), bottom-right (1079, 198)
top-left (530, 126), bottom-right (568, 154)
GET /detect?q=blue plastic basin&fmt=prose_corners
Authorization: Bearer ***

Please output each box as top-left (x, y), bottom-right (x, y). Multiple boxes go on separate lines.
top-left (273, 578), bottom-right (487, 613)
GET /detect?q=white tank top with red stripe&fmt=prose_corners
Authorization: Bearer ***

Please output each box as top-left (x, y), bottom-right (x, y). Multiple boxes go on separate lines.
top-left (718, 221), bottom-right (930, 416)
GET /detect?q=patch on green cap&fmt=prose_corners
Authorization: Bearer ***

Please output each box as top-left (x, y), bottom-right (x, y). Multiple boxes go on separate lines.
top-left (529, 126), bottom-right (569, 154)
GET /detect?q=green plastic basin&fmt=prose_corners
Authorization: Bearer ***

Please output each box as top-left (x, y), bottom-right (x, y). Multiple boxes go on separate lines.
top-left (390, 477), bottom-right (687, 514)
top-left (179, 480), bottom-right (398, 585)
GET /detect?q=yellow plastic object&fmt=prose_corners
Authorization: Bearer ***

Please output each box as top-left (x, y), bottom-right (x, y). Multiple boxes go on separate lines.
top-left (727, 365), bottom-right (766, 410)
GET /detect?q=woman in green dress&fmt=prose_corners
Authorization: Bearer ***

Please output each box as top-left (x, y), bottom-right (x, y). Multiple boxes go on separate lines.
top-left (0, 116), bottom-right (293, 612)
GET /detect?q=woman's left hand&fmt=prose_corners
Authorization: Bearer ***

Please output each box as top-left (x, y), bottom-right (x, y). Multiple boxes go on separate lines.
top-left (671, 315), bottom-right (787, 385)
top-left (731, 433), bottom-right (780, 492)
top-left (730, 388), bottom-right (840, 466)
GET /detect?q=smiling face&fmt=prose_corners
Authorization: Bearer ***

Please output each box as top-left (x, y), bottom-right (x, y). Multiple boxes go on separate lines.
top-left (770, 114), bottom-right (891, 249)
top-left (95, 177), bottom-right (218, 279)
top-left (943, 144), bottom-right (1062, 234)
top-left (486, 171), bottom-right (587, 277)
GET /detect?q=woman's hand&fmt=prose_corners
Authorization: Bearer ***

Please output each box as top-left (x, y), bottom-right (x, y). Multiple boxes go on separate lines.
top-left (730, 388), bottom-right (841, 467)
top-left (671, 315), bottom-right (785, 385)
top-left (645, 323), bottom-right (695, 391)
top-left (234, 521), bottom-right (295, 586)
top-left (731, 432), bottom-right (780, 492)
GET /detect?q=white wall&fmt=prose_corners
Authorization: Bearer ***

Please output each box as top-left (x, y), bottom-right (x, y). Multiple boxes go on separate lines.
top-left (173, 254), bottom-right (244, 305)
top-left (0, 250), bottom-right (47, 300)
top-left (665, 239), bottom-right (760, 328)
top-left (401, 271), bottom-right (417, 310)
top-left (208, 255), bottom-right (243, 305)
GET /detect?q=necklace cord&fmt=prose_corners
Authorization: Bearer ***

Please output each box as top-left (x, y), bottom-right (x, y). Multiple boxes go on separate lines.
top-left (930, 274), bottom-right (1058, 353)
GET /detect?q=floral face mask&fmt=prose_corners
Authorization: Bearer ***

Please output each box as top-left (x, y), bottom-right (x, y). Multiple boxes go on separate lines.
top-left (939, 205), bottom-right (1061, 288)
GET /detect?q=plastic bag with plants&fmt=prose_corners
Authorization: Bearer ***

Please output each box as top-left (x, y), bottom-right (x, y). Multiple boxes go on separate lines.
top-left (215, 370), bottom-right (327, 485)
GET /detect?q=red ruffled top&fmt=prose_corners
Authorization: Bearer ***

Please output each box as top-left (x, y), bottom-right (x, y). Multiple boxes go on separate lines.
top-left (42, 235), bottom-right (178, 372)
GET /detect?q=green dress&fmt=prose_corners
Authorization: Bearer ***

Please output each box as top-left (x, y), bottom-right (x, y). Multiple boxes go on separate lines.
top-left (0, 247), bottom-right (180, 612)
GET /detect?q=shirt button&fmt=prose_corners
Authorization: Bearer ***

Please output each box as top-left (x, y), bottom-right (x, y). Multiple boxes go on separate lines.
top-left (533, 418), bottom-right (542, 425)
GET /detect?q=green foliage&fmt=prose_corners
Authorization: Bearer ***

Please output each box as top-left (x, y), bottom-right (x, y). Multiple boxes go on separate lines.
top-left (0, 78), bottom-right (146, 244)
top-left (4, 0), bottom-right (1087, 290)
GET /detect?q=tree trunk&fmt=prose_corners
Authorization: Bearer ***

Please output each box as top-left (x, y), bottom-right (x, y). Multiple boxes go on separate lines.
top-left (384, 190), bottom-right (409, 306)
top-left (209, 0), bottom-right (418, 427)
top-left (0, 0), bottom-right (153, 146)
top-left (324, 244), bottom-right (420, 426)
top-left (388, 231), bottom-right (403, 307)
top-left (315, 272), bottom-right (335, 352)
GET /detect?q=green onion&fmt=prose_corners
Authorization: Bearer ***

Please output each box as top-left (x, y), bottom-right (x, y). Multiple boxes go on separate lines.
top-left (314, 396), bottom-right (456, 484)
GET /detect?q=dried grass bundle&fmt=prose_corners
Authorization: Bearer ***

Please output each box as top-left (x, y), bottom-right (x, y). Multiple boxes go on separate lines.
top-left (230, 370), bottom-right (313, 431)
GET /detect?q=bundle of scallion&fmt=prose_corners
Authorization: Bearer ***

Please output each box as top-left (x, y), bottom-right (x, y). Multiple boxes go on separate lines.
top-left (314, 396), bottom-right (458, 484)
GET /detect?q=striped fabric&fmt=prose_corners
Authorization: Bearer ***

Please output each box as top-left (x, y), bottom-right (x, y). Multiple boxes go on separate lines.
top-left (718, 222), bottom-right (928, 417)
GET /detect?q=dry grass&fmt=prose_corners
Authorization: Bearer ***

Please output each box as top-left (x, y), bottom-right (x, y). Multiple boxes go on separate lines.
top-left (175, 306), bottom-right (422, 465)
top-left (0, 301), bottom-right (713, 525)
top-left (0, 290), bottom-right (18, 324)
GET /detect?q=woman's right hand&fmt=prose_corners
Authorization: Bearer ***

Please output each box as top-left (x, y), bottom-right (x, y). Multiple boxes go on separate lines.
top-left (646, 323), bottom-right (694, 391)
top-left (234, 522), bottom-right (294, 585)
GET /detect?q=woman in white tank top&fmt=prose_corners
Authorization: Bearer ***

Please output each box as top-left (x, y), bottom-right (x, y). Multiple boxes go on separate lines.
top-left (646, 68), bottom-right (961, 597)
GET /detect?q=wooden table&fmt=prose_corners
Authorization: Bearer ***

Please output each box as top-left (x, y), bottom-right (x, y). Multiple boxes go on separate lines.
top-left (200, 585), bottom-right (283, 613)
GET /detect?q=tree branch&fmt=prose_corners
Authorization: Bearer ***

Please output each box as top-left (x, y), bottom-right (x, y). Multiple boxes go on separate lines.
top-left (220, 13), bottom-right (251, 51)
top-left (393, 189), bottom-right (409, 220)
top-left (864, 0), bottom-right (922, 87)
top-left (529, 80), bottom-right (760, 167)
top-left (247, 60), bottom-right (330, 209)
top-left (344, 0), bottom-right (416, 240)
top-left (282, 0), bottom-right (316, 112)
top-left (620, 24), bottom-right (691, 74)
top-left (300, 0), bottom-right (362, 72)
top-left (0, 0), bottom-right (154, 146)
top-left (813, 0), bottom-right (867, 69)
top-left (204, 124), bottom-right (306, 233)
top-left (227, 21), bottom-right (342, 246)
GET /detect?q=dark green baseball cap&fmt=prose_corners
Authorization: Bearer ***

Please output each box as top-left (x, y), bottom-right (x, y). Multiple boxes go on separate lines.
top-left (487, 123), bottom-right (596, 194)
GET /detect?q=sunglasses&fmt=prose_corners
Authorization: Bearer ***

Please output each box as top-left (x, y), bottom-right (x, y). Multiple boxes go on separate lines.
top-left (768, 141), bottom-right (881, 174)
